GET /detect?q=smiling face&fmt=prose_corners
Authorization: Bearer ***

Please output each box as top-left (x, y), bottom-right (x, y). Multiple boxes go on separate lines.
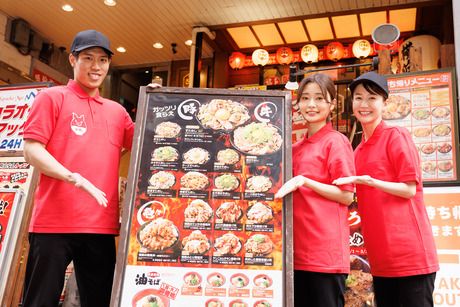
top-left (352, 83), bottom-right (386, 128)
top-left (298, 81), bottom-right (335, 125)
top-left (69, 47), bottom-right (111, 96)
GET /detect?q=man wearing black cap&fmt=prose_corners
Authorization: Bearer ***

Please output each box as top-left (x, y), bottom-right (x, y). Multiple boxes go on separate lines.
top-left (22, 30), bottom-right (132, 306)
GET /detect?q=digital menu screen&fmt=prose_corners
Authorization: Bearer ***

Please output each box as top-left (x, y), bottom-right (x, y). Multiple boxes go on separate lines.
top-left (385, 69), bottom-right (459, 184)
top-left (117, 88), bottom-right (291, 307)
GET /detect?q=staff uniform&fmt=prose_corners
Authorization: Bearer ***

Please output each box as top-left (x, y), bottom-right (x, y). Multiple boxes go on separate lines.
top-left (354, 121), bottom-right (439, 277)
top-left (292, 122), bottom-right (355, 307)
top-left (292, 122), bottom-right (355, 273)
top-left (24, 79), bottom-right (134, 234)
top-left (22, 79), bottom-right (134, 307)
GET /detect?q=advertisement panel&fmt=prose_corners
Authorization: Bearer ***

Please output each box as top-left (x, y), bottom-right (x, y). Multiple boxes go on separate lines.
top-left (113, 87), bottom-right (293, 307)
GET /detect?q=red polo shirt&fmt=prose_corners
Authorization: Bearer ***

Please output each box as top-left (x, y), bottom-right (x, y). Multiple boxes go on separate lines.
top-left (292, 123), bottom-right (355, 273)
top-left (354, 121), bottom-right (439, 277)
top-left (24, 80), bottom-right (134, 234)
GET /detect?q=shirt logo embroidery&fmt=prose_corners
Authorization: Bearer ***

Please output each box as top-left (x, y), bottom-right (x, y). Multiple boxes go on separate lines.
top-left (70, 113), bottom-right (87, 136)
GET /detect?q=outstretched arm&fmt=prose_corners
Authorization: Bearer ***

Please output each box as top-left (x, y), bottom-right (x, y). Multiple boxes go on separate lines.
top-left (333, 175), bottom-right (416, 199)
top-left (24, 139), bottom-right (108, 206)
top-left (275, 175), bottom-right (354, 206)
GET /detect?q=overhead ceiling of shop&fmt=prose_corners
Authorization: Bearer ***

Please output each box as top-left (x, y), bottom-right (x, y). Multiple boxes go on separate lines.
top-left (0, 0), bottom-right (446, 68)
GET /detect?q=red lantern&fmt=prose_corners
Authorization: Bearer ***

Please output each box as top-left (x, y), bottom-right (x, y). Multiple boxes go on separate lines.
top-left (275, 47), bottom-right (293, 65)
top-left (229, 52), bottom-right (246, 69)
top-left (325, 42), bottom-right (344, 61)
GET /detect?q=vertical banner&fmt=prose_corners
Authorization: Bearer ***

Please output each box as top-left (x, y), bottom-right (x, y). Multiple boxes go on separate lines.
top-left (113, 87), bottom-right (293, 307)
top-left (424, 188), bottom-right (460, 306)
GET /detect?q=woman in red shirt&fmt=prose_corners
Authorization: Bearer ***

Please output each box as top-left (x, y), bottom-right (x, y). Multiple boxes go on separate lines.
top-left (334, 71), bottom-right (439, 307)
top-left (275, 73), bottom-right (355, 306)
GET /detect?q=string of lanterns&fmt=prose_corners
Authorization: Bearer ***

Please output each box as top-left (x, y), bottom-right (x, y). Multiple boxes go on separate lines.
top-left (229, 39), bottom-right (382, 69)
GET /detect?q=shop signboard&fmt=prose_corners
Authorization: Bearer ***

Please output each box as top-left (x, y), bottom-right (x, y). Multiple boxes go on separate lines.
top-left (113, 87), bottom-right (293, 307)
top-left (0, 83), bottom-right (51, 153)
top-left (424, 187), bottom-right (460, 306)
top-left (385, 69), bottom-right (459, 185)
top-left (0, 189), bottom-right (25, 299)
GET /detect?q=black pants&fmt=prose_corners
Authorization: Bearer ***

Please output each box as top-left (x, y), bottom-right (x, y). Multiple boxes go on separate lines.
top-left (22, 233), bottom-right (116, 307)
top-left (294, 270), bottom-right (347, 307)
top-left (373, 273), bottom-right (436, 307)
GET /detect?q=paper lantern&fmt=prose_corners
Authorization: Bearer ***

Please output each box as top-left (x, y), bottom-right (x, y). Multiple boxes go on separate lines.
top-left (300, 44), bottom-right (319, 63)
top-left (252, 48), bottom-right (269, 66)
top-left (352, 39), bottom-right (372, 59)
top-left (325, 42), bottom-right (344, 61)
top-left (229, 52), bottom-right (246, 69)
top-left (275, 47), bottom-right (294, 65)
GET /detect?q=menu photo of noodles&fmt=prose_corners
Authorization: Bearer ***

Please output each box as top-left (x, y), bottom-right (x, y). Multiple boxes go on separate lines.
top-left (246, 202), bottom-right (273, 224)
top-left (213, 232), bottom-right (243, 261)
top-left (137, 218), bottom-right (179, 253)
top-left (179, 171), bottom-right (210, 199)
top-left (131, 289), bottom-right (170, 307)
top-left (244, 234), bottom-right (274, 258)
top-left (183, 199), bottom-right (213, 225)
top-left (154, 121), bottom-right (182, 139)
top-left (232, 122), bottom-right (283, 156)
top-left (214, 201), bottom-right (243, 231)
top-left (183, 147), bottom-right (210, 164)
top-left (181, 230), bottom-right (211, 260)
top-left (197, 99), bottom-right (250, 131)
top-left (147, 171), bottom-right (177, 197)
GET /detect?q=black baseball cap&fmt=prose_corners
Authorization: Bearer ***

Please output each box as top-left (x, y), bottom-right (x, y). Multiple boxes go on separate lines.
top-left (349, 71), bottom-right (389, 97)
top-left (70, 30), bottom-right (113, 55)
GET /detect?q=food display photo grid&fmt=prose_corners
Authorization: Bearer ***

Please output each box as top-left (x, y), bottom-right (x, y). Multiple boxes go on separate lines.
top-left (385, 69), bottom-right (459, 186)
top-left (114, 87), bottom-right (292, 307)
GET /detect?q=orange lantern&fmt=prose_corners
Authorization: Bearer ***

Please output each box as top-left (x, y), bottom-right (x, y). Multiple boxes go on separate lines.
top-left (275, 47), bottom-right (293, 65)
top-left (325, 42), bottom-right (344, 61)
top-left (229, 52), bottom-right (246, 69)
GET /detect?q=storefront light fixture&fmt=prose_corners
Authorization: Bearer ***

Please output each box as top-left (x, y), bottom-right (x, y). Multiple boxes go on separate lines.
top-left (229, 52), bottom-right (246, 70)
top-left (185, 40), bottom-right (193, 46)
top-left (252, 48), bottom-right (269, 66)
top-left (325, 42), bottom-right (345, 62)
top-left (352, 39), bottom-right (372, 59)
top-left (275, 47), bottom-right (294, 65)
top-left (285, 64), bottom-right (299, 90)
top-left (104, 0), bottom-right (117, 6)
top-left (116, 46), bottom-right (126, 53)
top-left (300, 44), bottom-right (319, 64)
top-left (62, 4), bottom-right (74, 12)
top-left (153, 42), bottom-right (164, 49)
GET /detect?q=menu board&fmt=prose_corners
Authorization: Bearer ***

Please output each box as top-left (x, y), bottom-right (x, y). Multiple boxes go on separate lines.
top-left (0, 83), bottom-right (50, 153)
top-left (114, 87), bottom-right (293, 307)
top-left (385, 69), bottom-right (459, 185)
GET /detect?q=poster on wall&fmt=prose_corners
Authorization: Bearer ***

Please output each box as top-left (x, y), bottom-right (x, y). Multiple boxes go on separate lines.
top-left (424, 187), bottom-right (460, 306)
top-left (0, 83), bottom-right (51, 153)
top-left (113, 87), bottom-right (293, 307)
top-left (385, 69), bottom-right (459, 185)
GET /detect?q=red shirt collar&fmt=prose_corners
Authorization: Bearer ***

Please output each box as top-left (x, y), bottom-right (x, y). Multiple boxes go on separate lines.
top-left (362, 120), bottom-right (386, 145)
top-left (303, 122), bottom-right (334, 144)
top-left (67, 79), bottom-right (104, 104)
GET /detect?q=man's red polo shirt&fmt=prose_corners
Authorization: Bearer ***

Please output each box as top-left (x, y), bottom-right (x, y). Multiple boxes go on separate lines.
top-left (24, 80), bottom-right (134, 234)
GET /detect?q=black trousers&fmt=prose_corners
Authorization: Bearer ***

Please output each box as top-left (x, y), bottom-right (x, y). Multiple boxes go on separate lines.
top-left (373, 273), bottom-right (436, 307)
top-left (22, 233), bottom-right (116, 307)
top-left (294, 270), bottom-right (347, 307)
